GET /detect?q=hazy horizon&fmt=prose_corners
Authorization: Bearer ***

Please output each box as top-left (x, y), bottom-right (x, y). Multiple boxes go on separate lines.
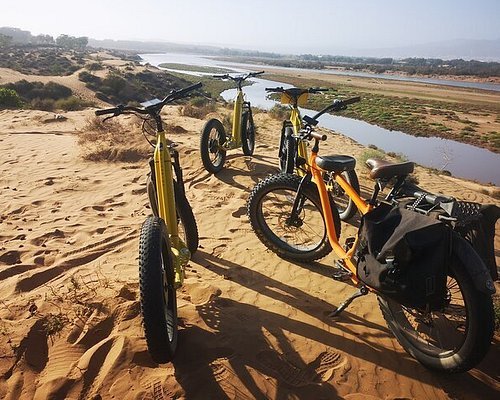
top-left (1, 0), bottom-right (500, 57)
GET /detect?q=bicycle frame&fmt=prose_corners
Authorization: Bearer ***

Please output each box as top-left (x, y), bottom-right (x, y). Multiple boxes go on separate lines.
top-left (153, 123), bottom-right (190, 286)
top-left (281, 94), bottom-right (314, 177)
top-left (308, 146), bottom-right (372, 283)
top-left (225, 82), bottom-right (252, 150)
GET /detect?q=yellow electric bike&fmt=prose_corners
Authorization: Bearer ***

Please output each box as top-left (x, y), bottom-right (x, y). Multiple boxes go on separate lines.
top-left (266, 86), bottom-right (361, 221)
top-left (95, 82), bottom-right (202, 363)
top-left (200, 71), bottom-right (264, 173)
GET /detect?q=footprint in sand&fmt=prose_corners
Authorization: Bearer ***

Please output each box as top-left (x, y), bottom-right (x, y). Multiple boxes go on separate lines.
top-left (0, 250), bottom-right (23, 265)
top-left (257, 349), bottom-right (345, 387)
top-left (142, 379), bottom-right (176, 400)
top-left (211, 244), bottom-right (227, 258)
top-left (30, 229), bottom-right (65, 246)
top-left (231, 206), bottom-right (247, 218)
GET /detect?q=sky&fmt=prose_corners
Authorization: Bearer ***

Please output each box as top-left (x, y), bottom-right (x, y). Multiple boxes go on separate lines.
top-left (1, 0), bottom-right (499, 54)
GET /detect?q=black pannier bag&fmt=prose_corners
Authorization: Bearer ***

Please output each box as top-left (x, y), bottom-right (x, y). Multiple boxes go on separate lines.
top-left (454, 204), bottom-right (499, 281)
top-left (356, 203), bottom-right (451, 310)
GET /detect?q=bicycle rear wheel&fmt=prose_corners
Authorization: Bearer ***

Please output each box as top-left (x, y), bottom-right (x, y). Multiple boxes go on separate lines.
top-left (247, 173), bottom-right (340, 262)
top-left (378, 249), bottom-right (494, 373)
top-left (139, 216), bottom-right (178, 363)
top-left (324, 169), bottom-right (360, 221)
top-left (200, 118), bottom-right (226, 173)
top-left (241, 110), bottom-right (255, 156)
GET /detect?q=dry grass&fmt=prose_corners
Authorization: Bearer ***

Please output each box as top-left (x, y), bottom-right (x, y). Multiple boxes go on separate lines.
top-left (78, 116), bottom-right (151, 162)
top-left (180, 103), bottom-right (217, 119)
top-left (268, 104), bottom-right (289, 120)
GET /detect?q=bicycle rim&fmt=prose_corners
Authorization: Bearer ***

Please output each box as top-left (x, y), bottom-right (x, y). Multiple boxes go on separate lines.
top-left (385, 275), bottom-right (468, 357)
top-left (257, 187), bottom-right (327, 253)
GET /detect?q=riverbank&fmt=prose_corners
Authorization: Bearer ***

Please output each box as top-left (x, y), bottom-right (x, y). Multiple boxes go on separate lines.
top-left (259, 69), bottom-right (500, 154)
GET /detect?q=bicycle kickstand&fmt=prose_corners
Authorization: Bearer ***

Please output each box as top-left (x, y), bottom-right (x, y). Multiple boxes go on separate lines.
top-left (329, 286), bottom-right (369, 317)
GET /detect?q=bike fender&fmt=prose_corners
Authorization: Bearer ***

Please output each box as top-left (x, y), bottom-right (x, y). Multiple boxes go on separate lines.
top-left (452, 233), bottom-right (496, 295)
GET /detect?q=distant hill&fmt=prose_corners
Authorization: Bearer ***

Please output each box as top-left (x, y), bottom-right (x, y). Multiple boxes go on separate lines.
top-left (352, 39), bottom-right (500, 62)
top-left (88, 38), bottom-right (221, 55)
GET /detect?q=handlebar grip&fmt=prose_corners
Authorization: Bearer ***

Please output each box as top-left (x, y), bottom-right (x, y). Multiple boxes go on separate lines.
top-left (95, 107), bottom-right (119, 116)
top-left (342, 96), bottom-right (361, 105)
top-left (309, 87), bottom-right (329, 93)
top-left (310, 131), bottom-right (327, 141)
top-left (170, 82), bottom-right (203, 99)
top-left (213, 74), bottom-right (228, 78)
top-left (252, 71), bottom-right (265, 76)
top-left (265, 87), bottom-right (283, 92)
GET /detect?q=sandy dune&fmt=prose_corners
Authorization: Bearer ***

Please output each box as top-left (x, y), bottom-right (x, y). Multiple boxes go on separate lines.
top-left (0, 106), bottom-right (498, 399)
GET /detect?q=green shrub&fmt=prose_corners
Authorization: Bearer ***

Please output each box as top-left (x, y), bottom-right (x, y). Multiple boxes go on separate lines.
top-left (359, 149), bottom-right (386, 167)
top-left (86, 62), bottom-right (103, 71)
top-left (180, 102), bottom-right (216, 119)
top-left (55, 96), bottom-right (84, 111)
top-left (189, 96), bottom-right (209, 107)
top-left (4, 80), bottom-right (72, 101)
top-left (31, 98), bottom-right (55, 111)
top-left (78, 71), bottom-right (100, 84)
top-left (0, 88), bottom-right (22, 109)
top-left (268, 104), bottom-right (288, 120)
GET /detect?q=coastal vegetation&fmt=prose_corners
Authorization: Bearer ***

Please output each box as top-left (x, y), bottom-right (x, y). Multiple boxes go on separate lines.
top-left (216, 54), bottom-right (500, 78)
top-left (157, 62), bottom-right (232, 74)
top-left (0, 80), bottom-right (88, 111)
top-left (78, 70), bottom-right (194, 104)
top-left (264, 73), bottom-right (500, 153)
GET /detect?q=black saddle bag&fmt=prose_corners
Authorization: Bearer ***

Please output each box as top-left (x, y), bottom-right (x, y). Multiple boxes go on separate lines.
top-left (356, 203), bottom-right (451, 310)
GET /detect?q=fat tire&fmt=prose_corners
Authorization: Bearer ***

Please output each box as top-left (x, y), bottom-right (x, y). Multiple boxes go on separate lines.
top-left (241, 110), bottom-right (255, 156)
top-left (147, 176), bottom-right (199, 254)
top-left (247, 173), bottom-right (340, 262)
top-left (378, 251), bottom-right (494, 373)
top-left (200, 118), bottom-right (226, 173)
top-left (139, 216), bottom-right (178, 363)
top-left (279, 129), bottom-right (296, 174)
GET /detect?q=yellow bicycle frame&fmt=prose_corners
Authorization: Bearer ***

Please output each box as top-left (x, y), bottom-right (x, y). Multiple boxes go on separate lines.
top-left (153, 129), bottom-right (190, 286)
top-left (284, 93), bottom-right (310, 177)
top-left (229, 89), bottom-right (244, 147)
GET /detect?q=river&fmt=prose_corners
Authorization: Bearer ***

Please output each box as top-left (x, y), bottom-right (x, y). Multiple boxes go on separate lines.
top-left (140, 53), bottom-right (500, 185)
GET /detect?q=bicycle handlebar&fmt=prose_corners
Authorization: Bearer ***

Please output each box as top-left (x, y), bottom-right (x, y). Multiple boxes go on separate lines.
top-left (310, 131), bottom-right (327, 141)
top-left (95, 105), bottom-right (148, 116)
top-left (213, 71), bottom-right (264, 82)
top-left (95, 107), bottom-right (121, 116)
top-left (308, 97), bottom-right (361, 123)
top-left (265, 87), bottom-right (328, 94)
top-left (95, 82), bottom-right (202, 117)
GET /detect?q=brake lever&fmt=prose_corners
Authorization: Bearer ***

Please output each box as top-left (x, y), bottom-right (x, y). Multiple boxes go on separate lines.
top-left (103, 115), bottom-right (115, 123)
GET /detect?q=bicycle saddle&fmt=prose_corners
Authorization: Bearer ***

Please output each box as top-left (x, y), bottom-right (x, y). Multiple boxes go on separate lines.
top-left (316, 155), bottom-right (356, 172)
top-left (366, 158), bottom-right (414, 180)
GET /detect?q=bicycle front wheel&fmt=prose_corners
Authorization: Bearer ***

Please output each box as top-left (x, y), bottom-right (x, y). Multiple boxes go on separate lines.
top-left (241, 110), bottom-right (255, 156)
top-left (247, 173), bottom-right (340, 262)
top-left (200, 118), bottom-right (226, 173)
top-left (279, 129), bottom-right (295, 174)
top-left (139, 216), bottom-right (178, 363)
top-left (378, 249), bottom-right (494, 373)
